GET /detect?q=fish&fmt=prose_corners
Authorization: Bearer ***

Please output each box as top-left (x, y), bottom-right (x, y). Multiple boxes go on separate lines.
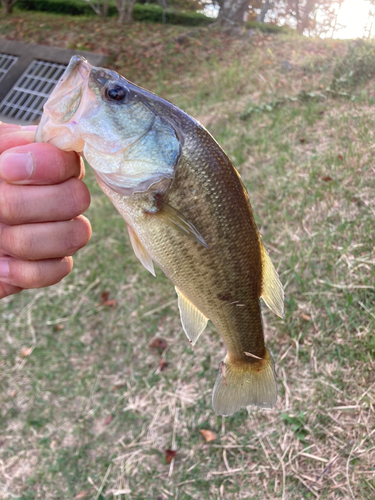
top-left (35, 55), bottom-right (284, 416)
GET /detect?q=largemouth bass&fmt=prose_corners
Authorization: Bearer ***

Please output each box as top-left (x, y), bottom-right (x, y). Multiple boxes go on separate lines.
top-left (35, 56), bottom-right (284, 416)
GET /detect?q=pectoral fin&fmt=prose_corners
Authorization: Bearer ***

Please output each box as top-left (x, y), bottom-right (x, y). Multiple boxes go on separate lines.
top-left (127, 224), bottom-right (155, 277)
top-left (175, 287), bottom-right (208, 345)
top-left (260, 242), bottom-right (284, 318)
top-left (155, 201), bottom-right (209, 249)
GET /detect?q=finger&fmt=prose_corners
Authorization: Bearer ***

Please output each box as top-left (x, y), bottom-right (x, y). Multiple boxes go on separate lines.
top-left (0, 122), bottom-right (22, 130)
top-left (0, 216), bottom-right (92, 260)
top-left (0, 123), bottom-right (36, 133)
top-left (0, 142), bottom-right (84, 185)
top-left (0, 178), bottom-right (90, 225)
top-left (0, 281), bottom-right (23, 300)
top-left (0, 256), bottom-right (73, 289)
top-left (0, 129), bottom-right (36, 154)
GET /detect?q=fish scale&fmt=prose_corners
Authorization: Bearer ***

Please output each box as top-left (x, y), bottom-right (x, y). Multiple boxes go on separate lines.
top-left (35, 55), bottom-right (284, 416)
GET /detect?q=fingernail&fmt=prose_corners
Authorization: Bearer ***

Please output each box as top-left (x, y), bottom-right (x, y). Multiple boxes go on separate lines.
top-left (0, 259), bottom-right (9, 278)
top-left (0, 152), bottom-right (34, 181)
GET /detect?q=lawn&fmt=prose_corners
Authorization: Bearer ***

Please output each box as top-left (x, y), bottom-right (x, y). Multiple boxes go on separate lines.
top-left (0, 11), bottom-right (374, 500)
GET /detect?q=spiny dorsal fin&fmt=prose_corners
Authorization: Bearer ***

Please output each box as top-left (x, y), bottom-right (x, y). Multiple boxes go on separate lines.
top-left (175, 287), bottom-right (208, 345)
top-left (127, 224), bottom-right (155, 277)
top-left (156, 201), bottom-right (209, 249)
top-left (260, 242), bottom-right (284, 318)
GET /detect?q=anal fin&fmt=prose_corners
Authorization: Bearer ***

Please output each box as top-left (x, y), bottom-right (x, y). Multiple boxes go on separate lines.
top-left (260, 242), bottom-right (284, 318)
top-left (127, 224), bottom-right (155, 277)
top-left (175, 287), bottom-right (208, 345)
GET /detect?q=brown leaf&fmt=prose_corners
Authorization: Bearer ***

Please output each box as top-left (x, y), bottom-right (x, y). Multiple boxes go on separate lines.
top-left (149, 338), bottom-right (167, 353)
top-left (101, 290), bottom-right (117, 307)
top-left (200, 429), bottom-right (217, 442)
top-left (74, 492), bottom-right (89, 499)
top-left (337, 154), bottom-right (343, 161)
top-left (159, 359), bottom-right (168, 371)
top-left (322, 176), bottom-right (333, 182)
top-left (103, 299), bottom-right (117, 308)
top-left (104, 415), bottom-right (113, 426)
top-left (301, 313), bottom-right (311, 321)
top-left (299, 137), bottom-right (306, 143)
top-left (20, 347), bottom-right (32, 358)
top-left (112, 383), bottom-right (126, 391)
top-left (165, 449), bottom-right (177, 464)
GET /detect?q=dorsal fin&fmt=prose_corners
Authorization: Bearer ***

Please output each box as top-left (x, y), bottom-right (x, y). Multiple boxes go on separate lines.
top-left (175, 287), bottom-right (208, 345)
top-left (127, 224), bottom-right (155, 277)
top-left (260, 242), bottom-right (284, 318)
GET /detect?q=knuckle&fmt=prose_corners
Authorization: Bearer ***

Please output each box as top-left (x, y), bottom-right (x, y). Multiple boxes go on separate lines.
top-left (22, 261), bottom-right (45, 288)
top-left (55, 150), bottom-right (81, 182)
top-left (64, 223), bottom-right (89, 255)
top-left (0, 185), bottom-right (25, 224)
top-left (62, 179), bottom-right (90, 217)
top-left (2, 226), bottom-right (32, 258)
top-left (22, 257), bottom-right (72, 288)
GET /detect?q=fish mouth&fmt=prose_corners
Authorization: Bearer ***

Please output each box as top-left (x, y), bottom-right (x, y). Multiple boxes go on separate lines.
top-left (45, 56), bottom-right (90, 124)
top-left (35, 56), bottom-right (91, 147)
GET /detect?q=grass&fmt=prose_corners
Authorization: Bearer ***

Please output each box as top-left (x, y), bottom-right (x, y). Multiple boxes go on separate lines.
top-left (0, 11), bottom-right (374, 500)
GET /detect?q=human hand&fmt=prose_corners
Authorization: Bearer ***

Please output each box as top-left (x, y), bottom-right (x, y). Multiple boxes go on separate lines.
top-left (0, 122), bottom-right (91, 299)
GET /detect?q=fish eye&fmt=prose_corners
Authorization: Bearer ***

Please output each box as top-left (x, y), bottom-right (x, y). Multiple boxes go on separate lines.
top-left (105, 84), bottom-right (127, 102)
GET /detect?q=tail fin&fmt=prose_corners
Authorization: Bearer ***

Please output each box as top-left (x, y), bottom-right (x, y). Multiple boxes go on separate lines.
top-left (212, 347), bottom-right (277, 416)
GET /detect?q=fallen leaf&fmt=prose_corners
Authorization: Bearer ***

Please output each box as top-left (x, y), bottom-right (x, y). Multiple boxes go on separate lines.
top-left (159, 359), bottom-right (168, 371)
top-left (301, 313), bottom-right (311, 321)
top-left (103, 299), bottom-right (117, 308)
top-left (74, 492), bottom-right (89, 499)
top-left (165, 449), bottom-right (177, 464)
top-left (322, 176), bottom-right (333, 182)
top-left (200, 429), bottom-right (217, 442)
top-left (112, 383), bottom-right (126, 391)
top-left (104, 415), bottom-right (113, 426)
top-left (337, 154), bottom-right (343, 161)
top-left (20, 347), bottom-right (32, 358)
top-left (101, 290), bottom-right (117, 307)
top-left (149, 338), bottom-right (167, 352)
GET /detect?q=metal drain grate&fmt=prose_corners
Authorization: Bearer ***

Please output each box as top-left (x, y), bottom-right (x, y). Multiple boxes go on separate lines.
top-left (0, 59), bottom-right (67, 123)
top-left (0, 40), bottom-right (106, 125)
top-left (0, 53), bottom-right (18, 82)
